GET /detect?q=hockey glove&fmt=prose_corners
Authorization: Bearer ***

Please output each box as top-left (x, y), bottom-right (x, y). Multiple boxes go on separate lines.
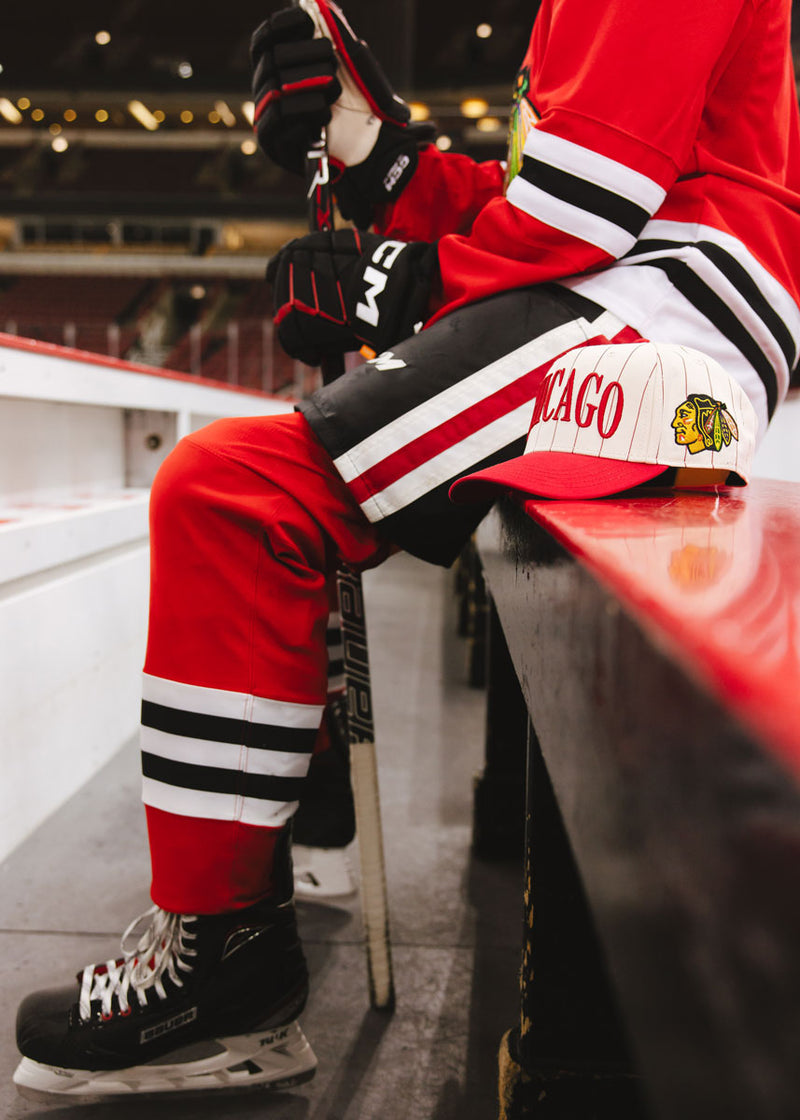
top-left (251, 1), bottom-right (436, 226)
top-left (267, 229), bottom-right (438, 367)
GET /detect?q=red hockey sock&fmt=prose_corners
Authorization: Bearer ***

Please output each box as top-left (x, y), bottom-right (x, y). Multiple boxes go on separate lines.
top-left (142, 411), bottom-right (385, 913)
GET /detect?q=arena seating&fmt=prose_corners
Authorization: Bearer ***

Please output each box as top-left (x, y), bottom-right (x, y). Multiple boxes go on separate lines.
top-left (474, 482), bottom-right (800, 1119)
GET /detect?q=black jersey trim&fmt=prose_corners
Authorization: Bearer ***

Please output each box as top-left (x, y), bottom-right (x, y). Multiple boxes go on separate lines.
top-left (637, 257), bottom-right (779, 416)
top-left (518, 155), bottom-right (651, 237)
top-left (629, 237), bottom-right (797, 376)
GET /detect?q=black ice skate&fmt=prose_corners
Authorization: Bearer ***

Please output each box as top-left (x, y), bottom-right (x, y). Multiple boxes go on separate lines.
top-left (293, 695), bottom-right (357, 901)
top-left (13, 893), bottom-right (316, 1100)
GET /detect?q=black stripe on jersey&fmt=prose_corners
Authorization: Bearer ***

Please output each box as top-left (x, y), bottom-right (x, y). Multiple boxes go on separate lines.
top-left (141, 752), bottom-right (306, 802)
top-left (638, 258), bottom-right (779, 416)
top-left (518, 155), bottom-right (651, 237)
top-left (141, 700), bottom-right (317, 754)
top-left (327, 657), bottom-right (344, 680)
top-left (630, 237), bottom-right (798, 375)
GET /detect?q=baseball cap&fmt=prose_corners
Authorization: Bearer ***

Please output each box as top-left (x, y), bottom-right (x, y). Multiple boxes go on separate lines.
top-left (449, 341), bottom-right (757, 503)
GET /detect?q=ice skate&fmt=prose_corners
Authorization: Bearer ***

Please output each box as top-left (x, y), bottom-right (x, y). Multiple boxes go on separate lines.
top-left (14, 894), bottom-right (316, 1100)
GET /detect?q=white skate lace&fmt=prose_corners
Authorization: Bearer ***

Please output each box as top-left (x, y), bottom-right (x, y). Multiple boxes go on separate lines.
top-left (78, 906), bottom-right (198, 1021)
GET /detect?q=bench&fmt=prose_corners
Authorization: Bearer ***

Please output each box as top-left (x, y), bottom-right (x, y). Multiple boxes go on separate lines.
top-left (471, 478), bottom-right (800, 1119)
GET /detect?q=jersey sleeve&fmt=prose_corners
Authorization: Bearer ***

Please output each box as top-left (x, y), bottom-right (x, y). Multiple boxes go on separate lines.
top-left (432, 0), bottom-right (749, 319)
top-left (373, 145), bottom-right (506, 243)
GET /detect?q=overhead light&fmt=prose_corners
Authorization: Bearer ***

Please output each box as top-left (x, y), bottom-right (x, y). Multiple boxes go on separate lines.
top-left (49, 123), bottom-right (62, 135)
top-left (436, 135), bottom-right (453, 151)
top-left (409, 101), bottom-right (430, 122)
top-left (476, 23), bottom-right (493, 38)
top-left (476, 116), bottom-right (502, 132)
top-left (177, 61), bottom-right (193, 79)
top-left (214, 100), bottom-right (237, 128)
top-left (52, 136), bottom-right (69, 152)
top-left (190, 285), bottom-right (206, 300)
top-left (95, 30), bottom-right (111, 45)
top-left (240, 139), bottom-right (257, 155)
top-left (31, 108), bottom-right (45, 122)
top-left (0, 98), bottom-right (23, 124)
top-left (17, 97), bottom-right (31, 110)
top-left (95, 108), bottom-right (109, 122)
top-left (128, 99), bottom-right (160, 130)
top-left (180, 110), bottom-right (194, 124)
top-left (208, 110), bottom-right (221, 124)
top-left (153, 110), bottom-right (165, 123)
top-left (241, 101), bottom-right (255, 126)
top-left (63, 108), bottom-right (77, 122)
top-left (461, 98), bottom-right (489, 119)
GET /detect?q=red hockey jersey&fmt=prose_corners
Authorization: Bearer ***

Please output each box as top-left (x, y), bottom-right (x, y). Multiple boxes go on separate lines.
top-left (378, 0), bottom-right (800, 437)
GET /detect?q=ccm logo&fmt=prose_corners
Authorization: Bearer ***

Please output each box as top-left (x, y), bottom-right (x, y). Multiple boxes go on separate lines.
top-left (532, 367), bottom-right (624, 439)
top-left (355, 240), bottom-right (406, 328)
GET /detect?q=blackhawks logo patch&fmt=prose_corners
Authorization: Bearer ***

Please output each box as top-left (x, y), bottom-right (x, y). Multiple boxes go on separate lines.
top-left (671, 394), bottom-right (740, 454)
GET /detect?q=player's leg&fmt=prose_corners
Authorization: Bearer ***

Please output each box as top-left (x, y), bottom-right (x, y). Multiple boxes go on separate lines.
top-left (14, 282), bottom-right (636, 1099)
top-left (14, 411), bottom-right (385, 1099)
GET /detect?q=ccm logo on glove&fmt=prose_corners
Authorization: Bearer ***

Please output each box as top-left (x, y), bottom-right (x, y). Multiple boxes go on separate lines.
top-left (356, 240), bottom-right (407, 328)
top-left (267, 229), bottom-right (439, 369)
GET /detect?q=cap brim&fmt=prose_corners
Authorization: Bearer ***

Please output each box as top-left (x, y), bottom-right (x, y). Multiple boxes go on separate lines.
top-left (449, 451), bottom-right (667, 503)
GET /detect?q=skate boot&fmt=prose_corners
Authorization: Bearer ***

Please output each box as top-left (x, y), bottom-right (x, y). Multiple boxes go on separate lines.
top-left (293, 695), bottom-right (357, 901)
top-left (13, 892), bottom-right (316, 1100)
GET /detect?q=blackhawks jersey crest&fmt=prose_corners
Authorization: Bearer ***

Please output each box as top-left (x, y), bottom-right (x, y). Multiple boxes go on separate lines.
top-left (506, 65), bottom-right (539, 186)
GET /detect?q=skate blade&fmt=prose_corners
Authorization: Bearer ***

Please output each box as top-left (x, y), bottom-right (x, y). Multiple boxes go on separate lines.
top-left (294, 845), bottom-right (356, 900)
top-left (13, 1019), bottom-right (317, 1100)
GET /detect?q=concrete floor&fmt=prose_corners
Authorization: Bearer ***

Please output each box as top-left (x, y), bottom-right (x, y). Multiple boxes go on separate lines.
top-left (0, 552), bottom-right (522, 1119)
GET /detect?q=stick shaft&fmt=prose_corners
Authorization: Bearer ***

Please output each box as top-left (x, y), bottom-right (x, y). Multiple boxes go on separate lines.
top-left (300, 99), bottom-right (395, 1009)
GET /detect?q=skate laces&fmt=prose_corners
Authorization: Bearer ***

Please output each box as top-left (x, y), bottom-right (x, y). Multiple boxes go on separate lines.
top-left (78, 906), bottom-right (198, 1021)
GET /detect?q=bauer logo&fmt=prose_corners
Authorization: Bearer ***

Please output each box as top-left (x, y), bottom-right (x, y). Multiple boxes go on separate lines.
top-left (140, 1006), bottom-right (198, 1044)
top-left (530, 365), bottom-right (625, 439)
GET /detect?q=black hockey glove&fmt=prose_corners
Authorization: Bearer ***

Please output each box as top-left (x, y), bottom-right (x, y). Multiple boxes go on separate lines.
top-left (267, 229), bottom-right (439, 367)
top-left (251, 1), bottom-right (436, 226)
top-left (250, 6), bottom-right (341, 176)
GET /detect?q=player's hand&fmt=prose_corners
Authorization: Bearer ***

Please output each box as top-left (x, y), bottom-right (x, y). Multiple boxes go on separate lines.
top-left (251, 2), bottom-right (436, 227)
top-left (267, 229), bottom-right (438, 367)
top-left (251, 7), bottom-right (341, 176)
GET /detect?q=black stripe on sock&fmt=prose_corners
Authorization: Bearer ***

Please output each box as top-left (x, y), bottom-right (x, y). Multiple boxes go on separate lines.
top-left (141, 752), bottom-right (306, 802)
top-left (517, 155), bottom-right (651, 238)
top-left (639, 258), bottom-right (779, 416)
top-left (141, 700), bottom-right (316, 754)
top-left (327, 658), bottom-right (345, 679)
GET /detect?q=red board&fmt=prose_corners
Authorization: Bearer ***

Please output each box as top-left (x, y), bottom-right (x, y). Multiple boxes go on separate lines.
top-left (524, 479), bottom-right (800, 775)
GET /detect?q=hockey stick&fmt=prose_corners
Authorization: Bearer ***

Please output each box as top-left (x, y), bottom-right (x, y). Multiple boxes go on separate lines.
top-left (298, 0), bottom-right (396, 1013)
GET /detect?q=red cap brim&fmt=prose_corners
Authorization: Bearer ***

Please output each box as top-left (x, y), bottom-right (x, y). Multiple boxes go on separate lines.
top-left (448, 451), bottom-right (667, 503)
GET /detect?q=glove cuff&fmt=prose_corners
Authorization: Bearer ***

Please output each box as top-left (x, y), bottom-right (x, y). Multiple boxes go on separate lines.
top-left (335, 121), bottom-right (437, 229)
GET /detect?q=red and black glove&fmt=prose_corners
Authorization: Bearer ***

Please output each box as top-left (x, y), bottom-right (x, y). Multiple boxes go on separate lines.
top-left (251, 3), bottom-right (435, 228)
top-left (267, 229), bottom-right (439, 367)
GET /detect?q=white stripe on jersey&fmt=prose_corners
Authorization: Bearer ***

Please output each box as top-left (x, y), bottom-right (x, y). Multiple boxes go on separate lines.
top-left (526, 130), bottom-right (667, 215)
top-left (507, 128), bottom-right (666, 257)
top-left (628, 218), bottom-right (800, 388)
top-left (142, 778), bottom-right (298, 828)
top-left (142, 672), bottom-right (324, 729)
top-left (507, 175), bottom-right (638, 258)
